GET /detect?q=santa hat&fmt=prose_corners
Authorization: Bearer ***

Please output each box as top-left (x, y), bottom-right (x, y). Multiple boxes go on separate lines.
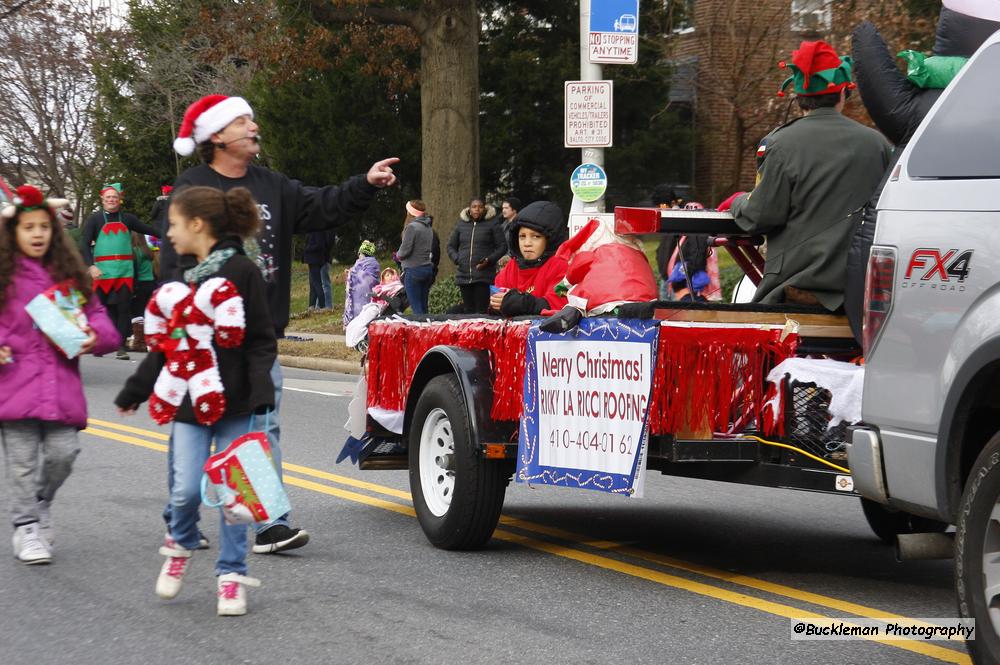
top-left (173, 95), bottom-right (254, 156)
top-left (778, 41), bottom-right (855, 97)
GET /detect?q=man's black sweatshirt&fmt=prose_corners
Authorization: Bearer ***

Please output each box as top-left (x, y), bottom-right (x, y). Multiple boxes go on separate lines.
top-left (159, 164), bottom-right (377, 337)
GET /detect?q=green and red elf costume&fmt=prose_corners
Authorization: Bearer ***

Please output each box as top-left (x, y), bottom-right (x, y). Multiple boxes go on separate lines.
top-left (80, 183), bottom-right (161, 350)
top-left (721, 41), bottom-right (892, 310)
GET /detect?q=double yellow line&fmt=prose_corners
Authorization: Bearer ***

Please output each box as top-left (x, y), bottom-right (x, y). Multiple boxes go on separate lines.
top-left (83, 417), bottom-right (970, 664)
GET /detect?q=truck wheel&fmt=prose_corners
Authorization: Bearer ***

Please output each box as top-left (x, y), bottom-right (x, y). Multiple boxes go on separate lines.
top-left (860, 498), bottom-right (948, 545)
top-left (408, 374), bottom-right (507, 550)
top-left (957, 434), bottom-right (1000, 663)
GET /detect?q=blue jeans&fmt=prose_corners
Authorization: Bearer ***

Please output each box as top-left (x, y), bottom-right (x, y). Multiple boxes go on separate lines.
top-left (169, 416), bottom-right (250, 575)
top-left (320, 262), bottom-right (332, 310)
top-left (162, 359), bottom-right (289, 536)
top-left (403, 264), bottom-right (434, 315)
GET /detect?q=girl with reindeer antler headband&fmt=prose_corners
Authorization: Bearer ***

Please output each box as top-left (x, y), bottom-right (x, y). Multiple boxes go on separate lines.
top-left (0, 184), bottom-right (120, 565)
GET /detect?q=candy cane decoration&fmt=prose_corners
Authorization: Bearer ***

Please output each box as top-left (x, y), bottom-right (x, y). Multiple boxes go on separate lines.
top-left (143, 279), bottom-right (246, 425)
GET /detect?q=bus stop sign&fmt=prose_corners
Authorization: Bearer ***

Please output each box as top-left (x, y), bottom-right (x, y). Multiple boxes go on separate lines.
top-left (589, 0), bottom-right (639, 64)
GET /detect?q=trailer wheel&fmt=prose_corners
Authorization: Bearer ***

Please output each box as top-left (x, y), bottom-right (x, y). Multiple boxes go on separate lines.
top-left (957, 434), bottom-right (1000, 664)
top-left (860, 498), bottom-right (948, 545)
top-left (408, 374), bottom-right (506, 550)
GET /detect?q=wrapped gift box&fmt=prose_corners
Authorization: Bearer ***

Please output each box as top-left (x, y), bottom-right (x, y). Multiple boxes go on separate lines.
top-left (24, 281), bottom-right (90, 359)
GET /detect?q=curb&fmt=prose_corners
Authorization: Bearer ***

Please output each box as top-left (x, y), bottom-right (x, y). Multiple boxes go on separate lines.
top-left (279, 354), bottom-right (361, 375)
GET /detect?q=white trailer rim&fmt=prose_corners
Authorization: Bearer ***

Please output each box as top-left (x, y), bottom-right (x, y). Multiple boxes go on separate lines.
top-left (419, 407), bottom-right (456, 517)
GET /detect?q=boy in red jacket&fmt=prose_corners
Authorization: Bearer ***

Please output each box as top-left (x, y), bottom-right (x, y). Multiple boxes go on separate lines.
top-left (489, 201), bottom-right (568, 316)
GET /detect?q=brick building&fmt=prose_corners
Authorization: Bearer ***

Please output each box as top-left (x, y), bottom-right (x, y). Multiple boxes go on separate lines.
top-left (668, 0), bottom-right (846, 205)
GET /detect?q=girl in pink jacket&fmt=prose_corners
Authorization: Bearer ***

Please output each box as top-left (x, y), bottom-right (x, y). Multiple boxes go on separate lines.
top-left (0, 185), bottom-right (119, 564)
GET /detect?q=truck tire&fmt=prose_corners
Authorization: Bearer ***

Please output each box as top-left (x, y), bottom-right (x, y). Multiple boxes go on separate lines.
top-left (408, 374), bottom-right (506, 550)
top-left (860, 498), bottom-right (948, 544)
top-left (957, 434), bottom-right (1000, 664)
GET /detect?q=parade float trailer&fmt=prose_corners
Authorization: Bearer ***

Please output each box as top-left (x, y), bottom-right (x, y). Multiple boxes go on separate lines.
top-left (349, 207), bottom-right (915, 551)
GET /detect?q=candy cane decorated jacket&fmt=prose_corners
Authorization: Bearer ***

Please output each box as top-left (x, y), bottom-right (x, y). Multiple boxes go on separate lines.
top-left (115, 238), bottom-right (277, 423)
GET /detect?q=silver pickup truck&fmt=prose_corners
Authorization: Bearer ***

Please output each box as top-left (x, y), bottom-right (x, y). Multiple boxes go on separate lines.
top-left (847, 29), bottom-right (1000, 664)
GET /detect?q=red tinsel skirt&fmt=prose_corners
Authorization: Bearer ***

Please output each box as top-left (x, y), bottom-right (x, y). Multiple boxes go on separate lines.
top-left (366, 319), bottom-right (798, 435)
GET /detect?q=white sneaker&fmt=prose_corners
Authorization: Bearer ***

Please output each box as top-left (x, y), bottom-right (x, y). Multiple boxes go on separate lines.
top-left (216, 573), bottom-right (261, 616)
top-left (12, 523), bottom-right (52, 565)
top-left (37, 499), bottom-right (53, 549)
top-left (156, 537), bottom-right (193, 599)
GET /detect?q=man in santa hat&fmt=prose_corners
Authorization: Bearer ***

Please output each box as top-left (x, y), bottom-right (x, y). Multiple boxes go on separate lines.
top-left (159, 94), bottom-right (398, 555)
top-left (718, 41), bottom-right (892, 311)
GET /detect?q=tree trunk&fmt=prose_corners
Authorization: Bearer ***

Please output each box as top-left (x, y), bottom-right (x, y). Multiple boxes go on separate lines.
top-left (418, 0), bottom-right (479, 276)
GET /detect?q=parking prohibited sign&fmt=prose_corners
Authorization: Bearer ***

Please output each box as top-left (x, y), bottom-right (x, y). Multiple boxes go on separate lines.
top-left (564, 80), bottom-right (613, 148)
top-left (589, 0), bottom-right (639, 64)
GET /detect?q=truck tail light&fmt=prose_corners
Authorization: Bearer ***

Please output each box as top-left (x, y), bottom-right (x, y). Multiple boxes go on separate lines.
top-left (863, 246), bottom-right (896, 355)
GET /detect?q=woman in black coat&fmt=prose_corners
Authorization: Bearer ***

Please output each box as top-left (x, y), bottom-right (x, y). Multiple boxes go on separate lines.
top-left (446, 197), bottom-right (506, 314)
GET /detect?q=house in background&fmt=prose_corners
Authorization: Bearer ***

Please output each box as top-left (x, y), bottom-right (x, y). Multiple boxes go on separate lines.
top-left (666, 0), bottom-right (849, 205)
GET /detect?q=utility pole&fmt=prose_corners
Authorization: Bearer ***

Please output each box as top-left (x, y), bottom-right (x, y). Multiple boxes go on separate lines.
top-left (573, 0), bottom-right (605, 215)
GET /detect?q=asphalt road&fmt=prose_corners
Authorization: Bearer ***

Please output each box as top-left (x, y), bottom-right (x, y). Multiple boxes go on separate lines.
top-left (0, 354), bottom-right (971, 665)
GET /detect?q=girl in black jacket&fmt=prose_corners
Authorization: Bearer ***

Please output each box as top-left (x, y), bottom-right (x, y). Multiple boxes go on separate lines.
top-left (115, 186), bottom-right (276, 618)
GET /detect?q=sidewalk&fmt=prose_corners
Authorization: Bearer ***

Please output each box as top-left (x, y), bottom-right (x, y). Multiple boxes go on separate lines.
top-left (280, 330), bottom-right (359, 375)
top-left (283, 331), bottom-right (346, 343)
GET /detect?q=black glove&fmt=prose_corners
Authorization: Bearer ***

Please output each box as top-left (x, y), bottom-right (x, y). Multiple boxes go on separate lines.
top-left (499, 290), bottom-right (549, 317)
top-left (538, 306), bottom-right (582, 333)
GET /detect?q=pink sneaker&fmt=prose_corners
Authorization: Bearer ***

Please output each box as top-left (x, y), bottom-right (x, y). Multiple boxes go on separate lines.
top-left (156, 537), bottom-right (193, 599)
top-left (217, 573), bottom-right (261, 616)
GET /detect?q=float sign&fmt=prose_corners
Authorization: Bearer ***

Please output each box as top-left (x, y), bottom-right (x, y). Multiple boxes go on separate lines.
top-left (570, 163), bottom-right (608, 203)
top-left (589, 0), bottom-right (639, 64)
top-left (516, 318), bottom-right (658, 498)
top-left (564, 80), bottom-right (613, 148)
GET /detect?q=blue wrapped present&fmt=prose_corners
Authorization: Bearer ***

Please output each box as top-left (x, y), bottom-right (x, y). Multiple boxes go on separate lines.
top-left (24, 281), bottom-right (89, 359)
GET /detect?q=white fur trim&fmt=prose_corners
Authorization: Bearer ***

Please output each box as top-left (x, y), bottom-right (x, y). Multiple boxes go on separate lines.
top-left (192, 97), bottom-right (253, 145)
top-left (173, 136), bottom-right (196, 156)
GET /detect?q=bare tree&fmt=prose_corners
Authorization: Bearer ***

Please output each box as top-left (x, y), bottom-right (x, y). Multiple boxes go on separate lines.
top-left (0, 0), bottom-right (115, 221)
top-left (667, 0), bottom-right (793, 201)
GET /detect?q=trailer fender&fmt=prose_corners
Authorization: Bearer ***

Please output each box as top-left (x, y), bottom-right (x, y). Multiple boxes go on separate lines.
top-left (403, 345), bottom-right (506, 449)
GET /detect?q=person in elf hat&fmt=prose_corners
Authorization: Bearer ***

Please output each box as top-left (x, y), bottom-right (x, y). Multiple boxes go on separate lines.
top-left (717, 40), bottom-right (892, 311)
top-left (159, 94), bottom-right (398, 555)
top-left (80, 183), bottom-right (161, 359)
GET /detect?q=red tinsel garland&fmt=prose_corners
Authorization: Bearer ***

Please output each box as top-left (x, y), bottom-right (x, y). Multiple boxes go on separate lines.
top-left (366, 320), bottom-right (798, 433)
top-left (366, 319), bottom-right (530, 421)
top-left (647, 326), bottom-right (799, 436)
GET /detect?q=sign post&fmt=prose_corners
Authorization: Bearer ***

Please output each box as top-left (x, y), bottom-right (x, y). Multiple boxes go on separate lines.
top-left (571, 0), bottom-right (607, 216)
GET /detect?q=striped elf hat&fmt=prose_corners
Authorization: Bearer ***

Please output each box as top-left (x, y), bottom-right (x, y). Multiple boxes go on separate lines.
top-left (777, 40), bottom-right (855, 97)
